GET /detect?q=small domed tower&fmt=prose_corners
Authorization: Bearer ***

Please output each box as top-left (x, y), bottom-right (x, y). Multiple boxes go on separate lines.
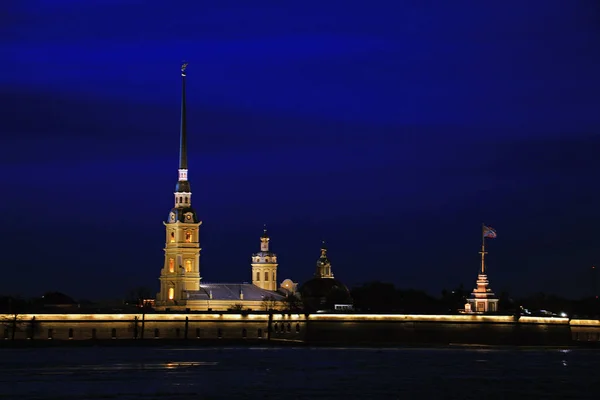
top-left (315, 241), bottom-right (334, 278)
top-left (251, 226), bottom-right (278, 291)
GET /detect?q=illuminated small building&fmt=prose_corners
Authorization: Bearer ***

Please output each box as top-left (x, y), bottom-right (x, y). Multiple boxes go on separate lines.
top-left (465, 273), bottom-right (498, 313)
top-left (155, 64), bottom-right (288, 311)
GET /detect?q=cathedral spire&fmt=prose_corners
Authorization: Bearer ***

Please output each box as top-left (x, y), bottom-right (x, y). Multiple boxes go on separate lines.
top-left (174, 62), bottom-right (192, 206)
top-left (179, 62), bottom-right (188, 171)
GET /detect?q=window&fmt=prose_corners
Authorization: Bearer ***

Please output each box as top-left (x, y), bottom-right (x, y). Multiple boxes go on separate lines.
top-left (258, 328), bottom-right (263, 338)
top-left (175, 197), bottom-right (178, 204)
top-left (217, 328), bottom-right (223, 338)
top-left (265, 257), bottom-right (269, 263)
top-left (185, 231), bottom-right (192, 243)
top-left (185, 196), bottom-right (188, 203)
top-left (3, 328), bottom-right (7, 340)
top-left (169, 258), bottom-right (175, 273)
top-left (185, 259), bottom-right (192, 272)
top-left (176, 328), bottom-right (181, 338)
top-left (196, 328), bottom-right (202, 338)
top-left (68, 328), bottom-right (74, 339)
top-left (168, 287), bottom-right (174, 300)
top-left (111, 328), bottom-right (117, 339)
top-left (296, 323), bottom-right (300, 333)
top-left (287, 323), bottom-right (291, 333)
top-left (273, 323), bottom-right (278, 333)
top-left (273, 271), bottom-right (275, 281)
top-left (92, 329), bottom-right (97, 339)
top-left (242, 328), bottom-right (247, 338)
top-left (256, 272), bottom-right (260, 281)
top-left (154, 329), bottom-right (160, 338)
top-left (47, 329), bottom-right (53, 339)
top-left (179, 196), bottom-right (183, 203)
top-left (170, 232), bottom-right (175, 243)
top-left (264, 272), bottom-right (269, 281)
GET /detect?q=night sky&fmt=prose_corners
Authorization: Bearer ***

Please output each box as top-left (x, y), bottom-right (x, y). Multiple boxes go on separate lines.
top-left (2, 1), bottom-right (600, 301)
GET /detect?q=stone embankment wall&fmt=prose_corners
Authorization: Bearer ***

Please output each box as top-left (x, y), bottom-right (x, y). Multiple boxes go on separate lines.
top-left (0, 313), bottom-right (307, 342)
top-left (1, 313), bottom-right (599, 346)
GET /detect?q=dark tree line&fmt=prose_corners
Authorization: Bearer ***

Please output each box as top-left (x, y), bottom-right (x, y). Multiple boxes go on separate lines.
top-left (350, 281), bottom-right (600, 317)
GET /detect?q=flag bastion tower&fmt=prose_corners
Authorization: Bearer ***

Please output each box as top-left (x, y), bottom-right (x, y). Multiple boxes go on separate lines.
top-left (156, 62), bottom-right (202, 308)
top-left (464, 225), bottom-right (499, 313)
top-left (251, 226), bottom-right (278, 291)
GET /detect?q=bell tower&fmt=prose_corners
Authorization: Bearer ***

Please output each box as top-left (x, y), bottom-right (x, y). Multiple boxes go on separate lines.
top-left (251, 226), bottom-right (278, 291)
top-left (156, 63), bottom-right (202, 308)
top-left (315, 241), bottom-right (334, 278)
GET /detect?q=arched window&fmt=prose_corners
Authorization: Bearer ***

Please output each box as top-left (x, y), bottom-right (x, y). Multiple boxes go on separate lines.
top-left (185, 196), bottom-right (188, 203)
top-left (296, 323), bottom-right (300, 333)
top-left (185, 259), bottom-right (192, 272)
top-left (170, 232), bottom-right (175, 243)
top-left (265, 257), bottom-right (269, 263)
top-left (111, 328), bottom-right (117, 339)
top-left (68, 328), bottom-right (74, 339)
top-left (217, 328), bottom-right (223, 338)
top-left (47, 329), bottom-right (53, 339)
top-left (169, 258), bottom-right (175, 273)
top-left (256, 272), bottom-right (260, 281)
top-left (154, 328), bottom-right (159, 338)
top-left (287, 323), bottom-right (291, 333)
top-left (264, 272), bottom-right (269, 281)
top-left (258, 328), bottom-right (263, 338)
top-left (196, 328), bottom-right (202, 338)
top-left (168, 287), bottom-right (175, 300)
top-left (242, 328), bottom-right (247, 338)
top-left (179, 196), bottom-right (183, 203)
top-left (175, 197), bottom-right (178, 203)
top-left (272, 271), bottom-right (276, 281)
top-left (185, 231), bottom-right (192, 243)
top-left (273, 323), bottom-right (278, 333)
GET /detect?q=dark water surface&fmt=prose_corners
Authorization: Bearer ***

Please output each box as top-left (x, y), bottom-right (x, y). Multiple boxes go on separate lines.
top-left (0, 346), bottom-right (597, 399)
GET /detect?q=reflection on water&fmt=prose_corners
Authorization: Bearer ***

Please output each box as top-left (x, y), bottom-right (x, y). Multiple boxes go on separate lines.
top-left (0, 346), bottom-right (598, 399)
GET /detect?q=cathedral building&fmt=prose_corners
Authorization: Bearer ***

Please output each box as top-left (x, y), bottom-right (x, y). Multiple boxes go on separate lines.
top-left (154, 64), bottom-right (290, 312)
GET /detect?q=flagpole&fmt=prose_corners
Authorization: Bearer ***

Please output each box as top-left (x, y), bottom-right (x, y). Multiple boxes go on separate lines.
top-left (480, 224), bottom-right (486, 274)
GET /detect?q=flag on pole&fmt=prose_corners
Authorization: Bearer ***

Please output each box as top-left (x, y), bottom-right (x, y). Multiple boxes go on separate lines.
top-left (483, 225), bottom-right (497, 239)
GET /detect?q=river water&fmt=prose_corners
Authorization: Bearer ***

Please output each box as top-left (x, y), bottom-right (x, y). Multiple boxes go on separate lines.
top-left (0, 346), bottom-right (597, 399)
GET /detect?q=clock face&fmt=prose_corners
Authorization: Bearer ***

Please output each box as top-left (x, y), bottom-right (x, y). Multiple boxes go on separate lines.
top-left (186, 214), bottom-right (191, 221)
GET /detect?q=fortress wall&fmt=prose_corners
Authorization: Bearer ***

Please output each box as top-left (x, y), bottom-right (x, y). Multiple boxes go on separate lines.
top-left (303, 315), bottom-right (579, 346)
top-left (0, 313), bottom-right (309, 342)
top-left (569, 319), bottom-right (600, 342)
top-left (1, 313), bottom-right (599, 345)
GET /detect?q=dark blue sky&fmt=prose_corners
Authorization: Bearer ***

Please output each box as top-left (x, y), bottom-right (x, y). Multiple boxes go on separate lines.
top-left (2, 1), bottom-right (600, 300)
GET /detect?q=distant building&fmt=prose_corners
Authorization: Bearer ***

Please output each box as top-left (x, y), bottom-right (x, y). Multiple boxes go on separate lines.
top-left (154, 65), bottom-right (295, 312)
top-left (300, 242), bottom-right (353, 312)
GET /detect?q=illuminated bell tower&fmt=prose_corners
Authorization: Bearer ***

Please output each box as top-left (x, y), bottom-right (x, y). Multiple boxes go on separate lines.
top-left (157, 63), bottom-right (202, 308)
top-left (315, 241), bottom-right (334, 278)
top-left (251, 226), bottom-right (278, 291)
